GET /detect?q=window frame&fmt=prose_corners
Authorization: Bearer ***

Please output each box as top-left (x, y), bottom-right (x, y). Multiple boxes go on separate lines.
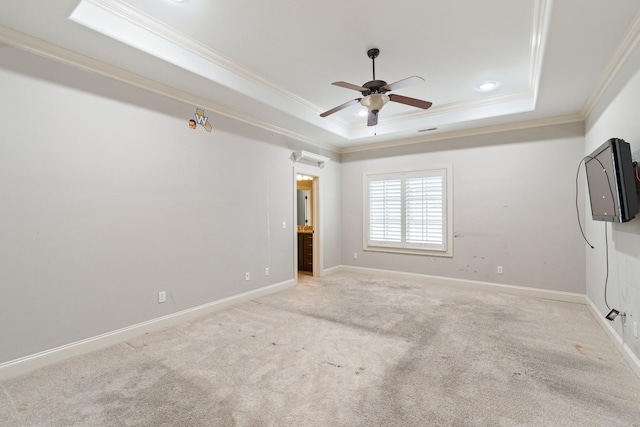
top-left (363, 165), bottom-right (453, 257)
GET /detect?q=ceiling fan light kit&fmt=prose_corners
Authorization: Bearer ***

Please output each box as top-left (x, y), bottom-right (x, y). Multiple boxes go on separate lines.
top-left (320, 48), bottom-right (433, 126)
top-left (360, 93), bottom-right (389, 112)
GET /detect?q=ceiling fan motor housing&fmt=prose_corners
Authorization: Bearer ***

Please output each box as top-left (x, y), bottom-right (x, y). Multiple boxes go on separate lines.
top-left (362, 80), bottom-right (388, 95)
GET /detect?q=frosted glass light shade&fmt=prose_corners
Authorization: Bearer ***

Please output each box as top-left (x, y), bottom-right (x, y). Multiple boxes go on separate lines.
top-left (360, 93), bottom-right (390, 112)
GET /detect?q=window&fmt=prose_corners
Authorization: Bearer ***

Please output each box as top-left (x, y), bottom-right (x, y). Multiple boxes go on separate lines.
top-left (364, 166), bottom-right (452, 256)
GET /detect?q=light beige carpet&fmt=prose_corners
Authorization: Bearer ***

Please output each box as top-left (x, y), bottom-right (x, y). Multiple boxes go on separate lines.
top-left (2, 272), bottom-right (640, 426)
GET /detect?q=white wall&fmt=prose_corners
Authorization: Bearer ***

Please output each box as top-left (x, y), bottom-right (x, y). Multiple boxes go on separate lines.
top-left (341, 123), bottom-right (586, 293)
top-left (0, 47), bottom-right (340, 365)
top-left (585, 47), bottom-right (640, 360)
top-left (318, 161), bottom-right (342, 270)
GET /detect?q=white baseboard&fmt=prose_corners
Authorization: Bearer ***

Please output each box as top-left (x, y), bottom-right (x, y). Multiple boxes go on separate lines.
top-left (337, 265), bottom-right (586, 304)
top-left (5, 269), bottom-right (639, 383)
top-left (321, 265), bottom-right (343, 277)
top-left (0, 279), bottom-right (296, 381)
top-left (585, 297), bottom-right (640, 380)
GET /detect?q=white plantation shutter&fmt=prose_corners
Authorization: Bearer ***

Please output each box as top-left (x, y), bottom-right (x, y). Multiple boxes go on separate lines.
top-left (369, 178), bottom-right (402, 243)
top-left (365, 168), bottom-right (450, 254)
top-left (405, 173), bottom-right (444, 249)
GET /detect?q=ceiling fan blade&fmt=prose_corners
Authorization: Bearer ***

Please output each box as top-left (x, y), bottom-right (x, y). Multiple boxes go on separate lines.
top-left (320, 98), bottom-right (362, 117)
top-left (367, 110), bottom-right (378, 127)
top-left (388, 94), bottom-right (433, 110)
top-left (332, 81), bottom-right (369, 92)
top-left (382, 76), bottom-right (425, 92)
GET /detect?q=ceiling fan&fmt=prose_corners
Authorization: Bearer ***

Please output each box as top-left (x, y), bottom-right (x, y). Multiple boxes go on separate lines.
top-left (320, 48), bottom-right (433, 126)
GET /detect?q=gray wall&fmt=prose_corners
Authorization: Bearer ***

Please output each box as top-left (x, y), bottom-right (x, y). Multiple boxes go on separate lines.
top-left (341, 123), bottom-right (586, 293)
top-left (0, 47), bottom-right (340, 364)
top-left (5, 38), bottom-right (637, 367)
top-left (585, 46), bottom-right (640, 359)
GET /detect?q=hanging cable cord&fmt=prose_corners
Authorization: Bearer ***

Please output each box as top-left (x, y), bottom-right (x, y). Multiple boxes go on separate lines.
top-left (603, 223), bottom-right (612, 310)
top-left (575, 155), bottom-right (618, 310)
top-left (575, 156), bottom-right (596, 249)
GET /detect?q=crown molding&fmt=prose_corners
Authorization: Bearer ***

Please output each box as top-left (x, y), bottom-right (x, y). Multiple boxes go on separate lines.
top-left (528, 0), bottom-right (552, 102)
top-left (1, 22), bottom-right (581, 157)
top-left (77, 0), bottom-right (323, 114)
top-left (321, 89), bottom-right (534, 134)
top-left (75, 0), bottom-right (550, 144)
top-left (580, 8), bottom-right (640, 118)
top-left (378, 90), bottom-right (534, 127)
top-left (0, 24), bottom-right (340, 153)
top-left (0, 0), bottom-right (593, 157)
top-left (338, 113), bottom-right (583, 154)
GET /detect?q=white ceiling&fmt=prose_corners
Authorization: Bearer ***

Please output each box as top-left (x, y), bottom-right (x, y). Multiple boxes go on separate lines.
top-left (1, 0), bottom-right (640, 152)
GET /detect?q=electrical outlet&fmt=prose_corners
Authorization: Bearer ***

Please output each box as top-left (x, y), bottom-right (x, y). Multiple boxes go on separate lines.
top-left (634, 321), bottom-right (638, 338)
top-left (265, 267), bottom-right (270, 276)
top-left (282, 221), bottom-right (286, 229)
top-left (245, 272), bottom-right (250, 281)
top-left (497, 266), bottom-right (503, 275)
top-left (158, 291), bottom-right (166, 303)
top-left (353, 252), bottom-right (358, 259)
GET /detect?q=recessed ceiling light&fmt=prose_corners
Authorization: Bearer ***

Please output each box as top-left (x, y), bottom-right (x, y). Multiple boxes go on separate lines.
top-left (477, 81), bottom-right (498, 92)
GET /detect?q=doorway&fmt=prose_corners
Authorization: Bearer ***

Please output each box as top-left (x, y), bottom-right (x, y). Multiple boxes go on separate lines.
top-left (295, 172), bottom-right (319, 279)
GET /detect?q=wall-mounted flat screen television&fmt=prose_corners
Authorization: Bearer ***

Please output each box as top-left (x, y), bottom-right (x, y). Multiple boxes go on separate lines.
top-left (585, 138), bottom-right (639, 223)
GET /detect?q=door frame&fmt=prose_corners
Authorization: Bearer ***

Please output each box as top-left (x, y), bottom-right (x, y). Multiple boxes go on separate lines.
top-left (293, 166), bottom-right (321, 279)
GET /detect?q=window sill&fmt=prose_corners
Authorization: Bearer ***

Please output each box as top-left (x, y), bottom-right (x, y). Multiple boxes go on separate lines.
top-left (363, 245), bottom-right (453, 258)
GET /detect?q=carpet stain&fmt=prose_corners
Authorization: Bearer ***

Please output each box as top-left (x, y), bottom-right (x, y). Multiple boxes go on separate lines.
top-left (325, 362), bottom-right (343, 368)
top-left (94, 364), bottom-right (234, 426)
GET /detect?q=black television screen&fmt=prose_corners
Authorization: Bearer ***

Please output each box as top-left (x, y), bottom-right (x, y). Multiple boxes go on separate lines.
top-left (585, 138), bottom-right (639, 223)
